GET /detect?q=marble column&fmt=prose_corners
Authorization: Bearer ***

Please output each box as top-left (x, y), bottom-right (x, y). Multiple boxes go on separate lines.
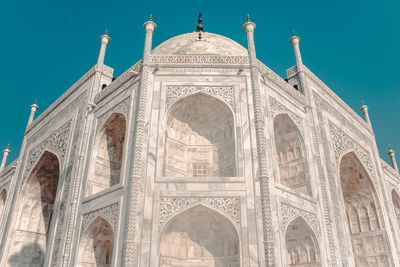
top-left (388, 145), bottom-right (398, 173)
top-left (360, 100), bottom-right (372, 128)
top-left (289, 32), bottom-right (303, 66)
top-left (122, 16), bottom-right (156, 266)
top-left (97, 30), bottom-right (111, 67)
top-left (243, 15), bottom-right (276, 266)
top-left (0, 145), bottom-right (10, 173)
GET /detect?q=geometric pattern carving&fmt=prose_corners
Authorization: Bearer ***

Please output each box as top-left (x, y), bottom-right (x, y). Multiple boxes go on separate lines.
top-left (151, 55), bottom-right (249, 65)
top-left (281, 202), bottom-right (320, 236)
top-left (270, 97), bottom-right (304, 134)
top-left (23, 121), bottom-right (72, 181)
top-left (96, 97), bottom-right (130, 132)
top-left (81, 203), bottom-right (119, 236)
top-left (166, 86), bottom-right (234, 109)
top-left (159, 197), bottom-right (240, 228)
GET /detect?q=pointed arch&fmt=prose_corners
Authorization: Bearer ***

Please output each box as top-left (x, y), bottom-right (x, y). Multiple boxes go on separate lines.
top-left (339, 151), bottom-right (392, 266)
top-left (391, 189), bottom-right (400, 229)
top-left (285, 216), bottom-right (321, 266)
top-left (159, 204), bottom-right (240, 266)
top-left (87, 113), bottom-right (126, 196)
top-left (77, 216), bottom-right (114, 267)
top-left (7, 151), bottom-right (60, 266)
top-left (273, 113), bottom-right (311, 195)
top-left (164, 93), bottom-right (236, 178)
top-left (0, 189), bottom-right (6, 220)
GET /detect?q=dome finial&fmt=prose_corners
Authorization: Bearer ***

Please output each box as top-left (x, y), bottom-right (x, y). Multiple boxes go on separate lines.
top-left (149, 14), bottom-right (152, 21)
top-left (196, 12), bottom-right (204, 40)
top-left (247, 14), bottom-right (250, 22)
top-left (292, 30), bottom-right (295, 36)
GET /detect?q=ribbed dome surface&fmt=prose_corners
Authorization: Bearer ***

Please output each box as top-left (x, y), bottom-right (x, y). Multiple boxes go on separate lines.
top-left (152, 32), bottom-right (247, 56)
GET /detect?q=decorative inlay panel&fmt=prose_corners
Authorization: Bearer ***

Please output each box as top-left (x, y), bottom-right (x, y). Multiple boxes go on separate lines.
top-left (81, 203), bottom-right (119, 236)
top-left (159, 197), bottom-right (240, 228)
top-left (281, 202), bottom-right (320, 235)
top-left (270, 97), bottom-right (304, 134)
top-left (166, 85), bottom-right (234, 109)
top-left (23, 121), bottom-right (71, 181)
top-left (96, 97), bottom-right (130, 131)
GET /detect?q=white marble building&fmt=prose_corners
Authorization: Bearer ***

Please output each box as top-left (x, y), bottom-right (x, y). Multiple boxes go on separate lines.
top-left (0, 14), bottom-right (399, 267)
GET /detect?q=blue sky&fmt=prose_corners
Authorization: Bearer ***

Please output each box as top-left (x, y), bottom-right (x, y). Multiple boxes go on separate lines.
top-left (0, 0), bottom-right (398, 166)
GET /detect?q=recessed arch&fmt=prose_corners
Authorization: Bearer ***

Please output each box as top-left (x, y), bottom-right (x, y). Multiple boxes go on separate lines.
top-left (159, 204), bottom-right (240, 266)
top-left (0, 188), bottom-right (6, 220)
top-left (285, 216), bottom-right (320, 266)
top-left (164, 93), bottom-right (236, 178)
top-left (77, 216), bottom-right (114, 267)
top-left (7, 151), bottom-right (60, 266)
top-left (391, 189), bottom-right (400, 229)
top-left (339, 151), bottom-right (392, 266)
top-left (273, 113), bottom-right (311, 195)
top-left (87, 113), bottom-right (126, 196)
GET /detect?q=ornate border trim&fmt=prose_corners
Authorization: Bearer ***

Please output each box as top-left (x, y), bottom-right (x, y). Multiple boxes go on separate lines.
top-left (159, 197), bottom-right (240, 229)
top-left (96, 97), bottom-right (130, 132)
top-left (281, 202), bottom-right (320, 236)
top-left (166, 85), bottom-right (235, 109)
top-left (81, 203), bottom-right (119, 236)
top-left (151, 55), bottom-right (249, 65)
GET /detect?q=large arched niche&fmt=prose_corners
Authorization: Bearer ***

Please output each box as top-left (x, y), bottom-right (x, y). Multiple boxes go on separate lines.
top-left (7, 151), bottom-right (60, 266)
top-left (391, 190), bottom-right (400, 228)
top-left (77, 216), bottom-right (114, 267)
top-left (339, 152), bottom-right (392, 266)
top-left (87, 113), bottom-right (126, 196)
top-left (159, 205), bottom-right (240, 267)
top-left (285, 216), bottom-right (321, 266)
top-left (164, 93), bottom-right (236, 178)
top-left (0, 189), bottom-right (6, 219)
top-left (273, 113), bottom-right (311, 195)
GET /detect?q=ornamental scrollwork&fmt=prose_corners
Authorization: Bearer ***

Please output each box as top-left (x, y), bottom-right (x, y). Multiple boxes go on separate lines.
top-left (159, 197), bottom-right (240, 229)
top-left (151, 55), bottom-right (249, 65)
top-left (166, 86), bottom-right (234, 109)
top-left (81, 203), bottom-right (119, 236)
top-left (281, 202), bottom-right (320, 236)
top-left (96, 97), bottom-right (130, 132)
top-left (23, 121), bottom-right (71, 181)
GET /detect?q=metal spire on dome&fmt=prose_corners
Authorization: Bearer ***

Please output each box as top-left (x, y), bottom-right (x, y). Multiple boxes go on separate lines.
top-left (196, 12), bottom-right (204, 40)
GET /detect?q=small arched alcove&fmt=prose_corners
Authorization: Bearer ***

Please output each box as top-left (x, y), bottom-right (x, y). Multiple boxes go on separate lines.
top-left (8, 151), bottom-right (59, 266)
top-left (273, 114), bottom-right (311, 195)
top-left (340, 152), bottom-right (392, 266)
top-left (0, 189), bottom-right (7, 219)
top-left (392, 190), bottom-right (400, 229)
top-left (159, 205), bottom-right (240, 266)
top-left (164, 94), bottom-right (236, 178)
top-left (87, 113), bottom-right (126, 196)
top-left (285, 217), bottom-right (321, 266)
top-left (77, 216), bottom-right (114, 267)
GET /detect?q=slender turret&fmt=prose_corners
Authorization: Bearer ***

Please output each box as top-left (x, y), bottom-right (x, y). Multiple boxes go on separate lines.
top-left (388, 145), bottom-right (398, 173)
top-left (289, 31), bottom-right (303, 66)
top-left (97, 29), bottom-right (111, 67)
top-left (0, 145), bottom-right (10, 173)
top-left (360, 100), bottom-right (372, 129)
top-left (26, 100), bottom-right (39, 131)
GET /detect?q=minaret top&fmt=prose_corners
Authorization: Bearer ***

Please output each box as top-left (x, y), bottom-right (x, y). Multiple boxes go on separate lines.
top-left (2, 144), bottom-right (10, 154)
top-left (289, 30), bottom-right (300, 45)
top-left (144, 14), bottom-right (157, 32)
top-left (389, 144), bottom-right (395, 154)
top-left (361, 100), bottom-right (368, 109)
top-left (243, 14), bottom-right (256, 32)
top-left (100, 29), bottom-right (111, 43)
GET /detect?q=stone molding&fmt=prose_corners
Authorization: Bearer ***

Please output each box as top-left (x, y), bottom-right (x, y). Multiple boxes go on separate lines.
top-left (281, 202), bottom-right (320, 236)
top-left (150, 55), bottom-right (249, 65)
top-left (269, 97), bottom-right (304, 134)
top-left (159, 197), bottom-right (240, 229)
top-left (96, 97), bottom-right (130, 132)
top-left (166, 85), bottom-right (234, 110)
top-left (81, 203), bottom-right (119, 236)
top-left (23, 121), bottom-right (72, 181)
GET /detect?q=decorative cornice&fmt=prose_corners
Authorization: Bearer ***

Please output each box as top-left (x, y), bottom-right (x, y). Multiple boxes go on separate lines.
top-left (150, 55), bottom-right (249, 65)
top-left (166, 85), bottom-right (234, 109)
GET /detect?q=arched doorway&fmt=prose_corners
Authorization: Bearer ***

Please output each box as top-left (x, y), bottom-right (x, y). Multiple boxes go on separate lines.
top-left (0, 189), bottom-right (6, 219)
top-left (159, 205), bottom-right (240, 266)
top-left (285, 217), bottom-right (321, 266)
top-left (77, 216), bottom-right (114, 267)
top-left (273, 114), bottom-right (311, 195)
top-left (391, 190), bottom-right (400, 228)
top-left (7, 151), bottom-right (60, 266)
top-left (339, 152), bottom-right (392, 266)
top-left (87, 113), bottom-right (126, 196)
top-left (165, 94), bottom-right (236, 177)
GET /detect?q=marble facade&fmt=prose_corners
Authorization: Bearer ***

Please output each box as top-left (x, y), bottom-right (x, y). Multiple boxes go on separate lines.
top-left (0, 15), bottom-right (399, 267)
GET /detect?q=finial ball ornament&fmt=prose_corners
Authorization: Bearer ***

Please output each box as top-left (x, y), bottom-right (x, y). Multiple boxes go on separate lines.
top-left (144, 16), bottom-right (157, 32)
top-left (243, 15), bottom-right (256, 32)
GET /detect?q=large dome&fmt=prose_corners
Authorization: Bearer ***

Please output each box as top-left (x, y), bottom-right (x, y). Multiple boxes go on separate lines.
top-left (152, 32), bottom-right (248, 56)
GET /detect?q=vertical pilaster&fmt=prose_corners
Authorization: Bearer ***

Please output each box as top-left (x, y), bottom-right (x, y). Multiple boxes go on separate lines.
top-left (243, 16), bottom-right (275, 266)
top-left (122, 16), bottom-right (156, 266)
top-left (0, 145), bottom-right (10, 173)
top-left (26, 102), bottom-right (38, 131)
